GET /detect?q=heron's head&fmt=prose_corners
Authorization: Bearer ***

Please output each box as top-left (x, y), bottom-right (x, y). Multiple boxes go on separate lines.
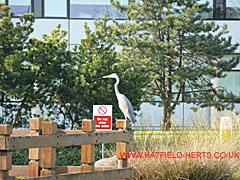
top-left (102, 73), bottom-right (119, 79)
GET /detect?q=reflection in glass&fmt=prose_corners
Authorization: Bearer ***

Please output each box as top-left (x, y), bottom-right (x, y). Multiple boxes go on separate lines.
top-left (70, 0), bottom-right (128, 19)
top-left (44, 0), bottom-right (67, 17)
top-left (8, 0), bottom-right (31, 16)
top-left (226, 0), bottom-right (240, 19)
top-left (219, 72), bottom-right (240, 96)
top-left (198, 0), bottom-right (213, 19)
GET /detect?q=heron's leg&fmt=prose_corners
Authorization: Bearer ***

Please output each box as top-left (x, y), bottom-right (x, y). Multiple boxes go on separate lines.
top-left (123, 117), bottom-right (127, 133)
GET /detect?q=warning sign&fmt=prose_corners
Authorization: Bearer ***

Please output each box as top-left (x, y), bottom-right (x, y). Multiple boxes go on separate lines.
top-left (98, 106), bottom-right (107, 115)
top-left (93, 105), bottom-right (112, 131)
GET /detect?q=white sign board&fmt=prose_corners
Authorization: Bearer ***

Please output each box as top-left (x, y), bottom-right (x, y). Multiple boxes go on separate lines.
top-left (220, 116), bottom-right (232, 130)
top-left (220, 116), bottom-right (232, 142)
top-left (93, 105), bottom-right (112, 131)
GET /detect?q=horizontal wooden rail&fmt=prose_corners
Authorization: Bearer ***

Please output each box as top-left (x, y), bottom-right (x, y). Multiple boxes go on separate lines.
top-left (0, 131), bottom-right (133, 150)
top-left (10, 166), bottom-right (118, 177)
top-left (11, 130), bottom-right (85, 137)
top-left (21, 167), bottom-right (133, 180)
top-left (0, 119), bottom-right (133, 179)
top-left (11, 130), bottom-right (124, 137)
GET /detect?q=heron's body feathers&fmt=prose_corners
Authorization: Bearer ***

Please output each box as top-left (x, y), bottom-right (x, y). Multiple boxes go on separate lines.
top-left (117, 94), bottom-right (135, 123)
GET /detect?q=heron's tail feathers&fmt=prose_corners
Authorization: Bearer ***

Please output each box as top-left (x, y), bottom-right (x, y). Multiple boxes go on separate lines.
top-left (132, 118), bottom-right (136, 124)
top-left (129, 113), bottom-right (136, 124)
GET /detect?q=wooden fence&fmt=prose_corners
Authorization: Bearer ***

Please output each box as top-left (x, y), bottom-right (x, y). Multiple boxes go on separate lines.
top-left (0, 119), bottom-right (133, 180)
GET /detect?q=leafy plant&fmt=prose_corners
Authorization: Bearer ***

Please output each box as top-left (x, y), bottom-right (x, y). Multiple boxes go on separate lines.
top-left (0, 3), bottom-right (73, 127)
top-left (51, 16), bottom-right (146, 129)
top-left (12, 144), bottom-right (113, 166)
top-left (110, 0), bottom-right (240, 130)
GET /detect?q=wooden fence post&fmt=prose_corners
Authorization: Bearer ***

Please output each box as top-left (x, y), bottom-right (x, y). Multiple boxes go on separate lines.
top-left (40, 122), bottom-right (57, 176)
top-left (29, 118), bottom-right (42, 177)
top-left (0, 125), bottom-right (13, 180)
top-left (81, 119), bottom-right (96, 172)
top-left (116, 119), bottom-right (130, 180)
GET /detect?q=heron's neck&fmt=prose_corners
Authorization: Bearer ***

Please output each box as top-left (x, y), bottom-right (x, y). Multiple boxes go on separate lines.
top-left (114, 77), bottom-right (121, 96)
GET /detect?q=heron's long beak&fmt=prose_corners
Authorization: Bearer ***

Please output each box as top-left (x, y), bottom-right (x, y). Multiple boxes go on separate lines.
top-left (102, 75), bottom-right (110, 79)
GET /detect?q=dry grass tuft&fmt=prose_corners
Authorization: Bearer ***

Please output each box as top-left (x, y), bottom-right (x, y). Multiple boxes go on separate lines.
top-left (130, 134), bottom-right (240, 180)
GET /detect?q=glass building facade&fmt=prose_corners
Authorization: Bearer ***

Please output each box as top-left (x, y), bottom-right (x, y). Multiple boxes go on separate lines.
top-left (2, 0), bottom-right (127, 19)
top-left (2, 0), bottom-right (240, 20)
top-left (1, 0), bottom-right (240, 128)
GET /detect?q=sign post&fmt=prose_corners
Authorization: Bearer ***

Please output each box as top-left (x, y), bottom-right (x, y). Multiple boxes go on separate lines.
top-left (220, 116), bottom-right (232, 143)
top-left (93, 105), bottom-right (112, 159)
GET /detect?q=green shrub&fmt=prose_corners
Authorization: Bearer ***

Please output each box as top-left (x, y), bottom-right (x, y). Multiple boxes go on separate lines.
top-left (56, 147), bottom-right (81, 166)
top-left (12, 149), bottom-right (28, 165)
top-left (12, 144), bottom-right (113, 166)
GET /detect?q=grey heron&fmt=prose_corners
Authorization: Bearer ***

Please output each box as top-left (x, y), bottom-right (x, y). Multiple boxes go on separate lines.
top-left (103, 73), bottom-right (135, 130)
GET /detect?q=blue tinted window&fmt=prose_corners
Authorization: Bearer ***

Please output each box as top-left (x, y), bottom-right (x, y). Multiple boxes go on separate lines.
top-left (219, 72), bottom-right (240, 95)
top-left (198, 0), bottom-right (213, 19)
top-left (70, 0), bottom-right (128, 19)
top-left (9, 0), bottom-right (31, 16)
top-left (226, 0), bottom-right (240, 19)
top-left (44, 0), bottom-right (67, 17)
